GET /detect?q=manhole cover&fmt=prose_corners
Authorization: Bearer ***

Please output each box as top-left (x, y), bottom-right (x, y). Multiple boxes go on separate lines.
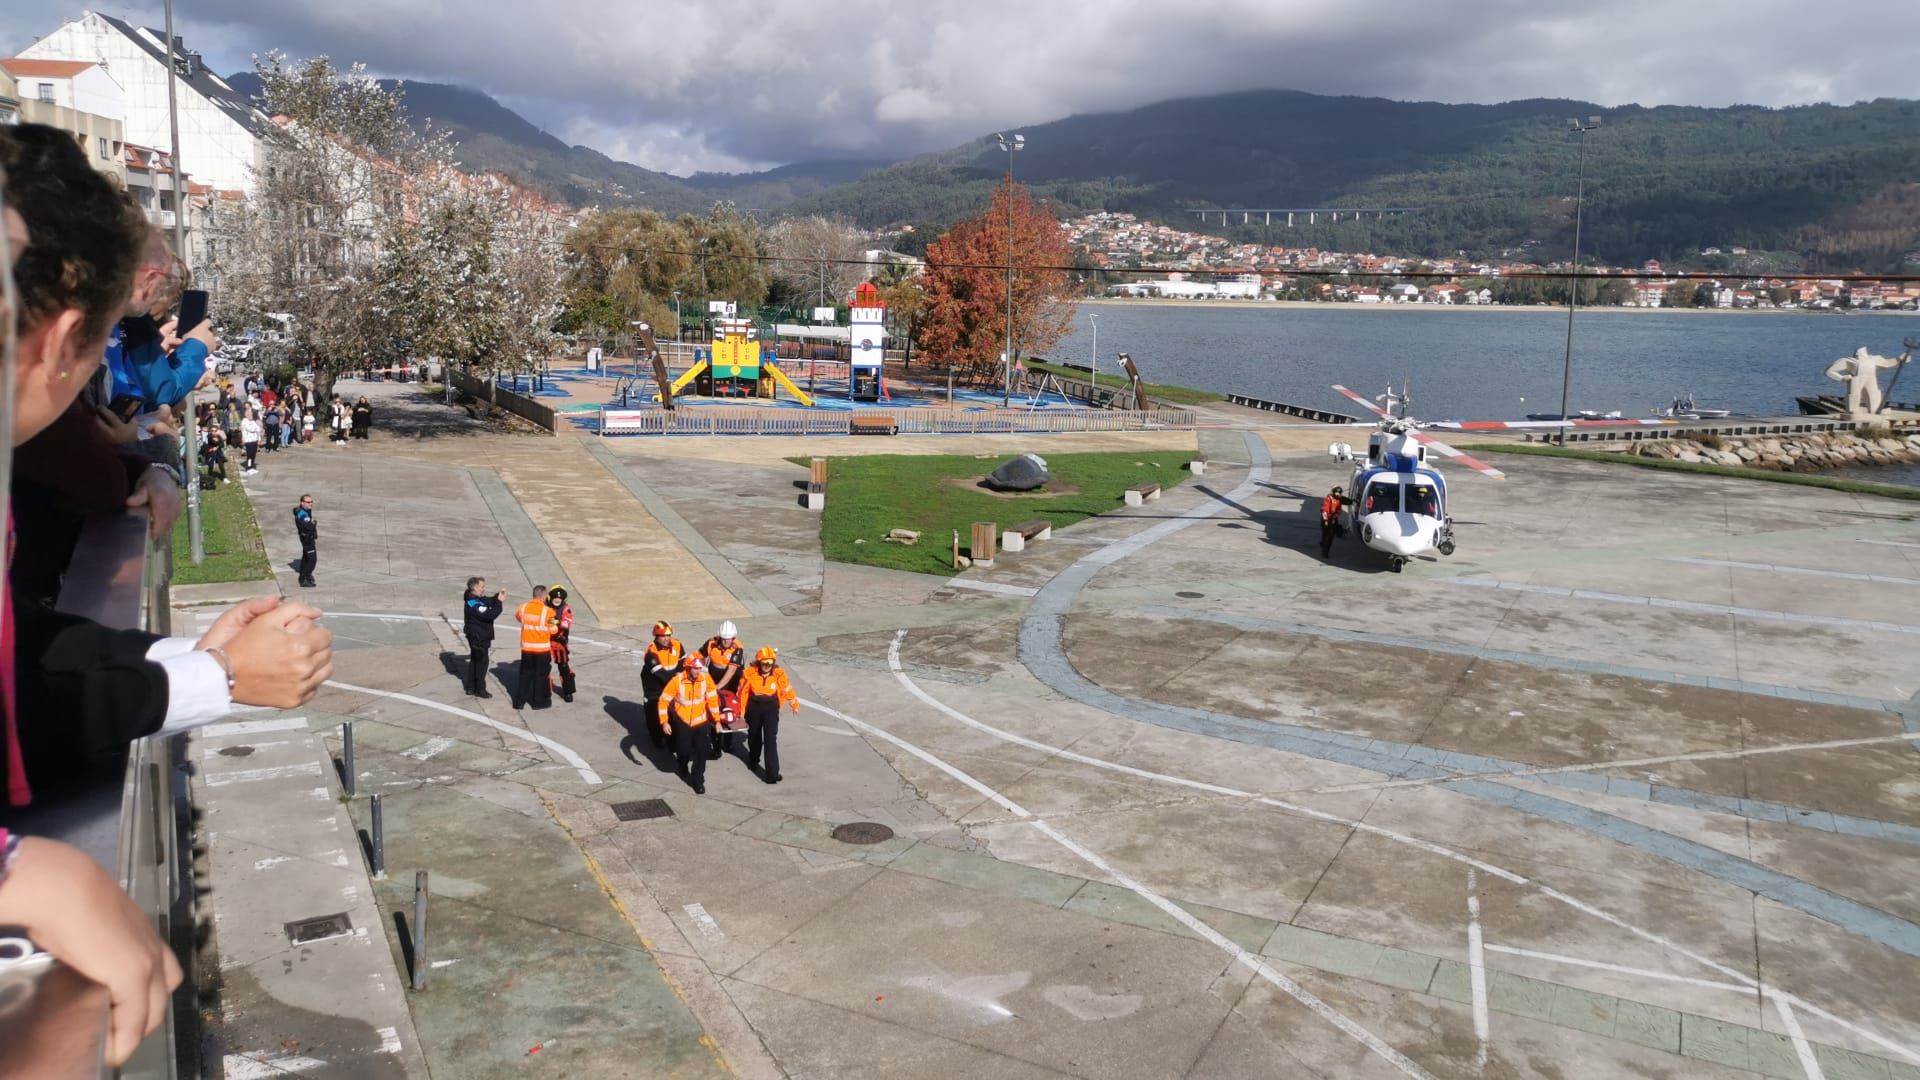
top-left (831, 822), bottom-right (895, 845)
top-left (285, 912), bottom-right (352, 945)
top-left (1175, 591), bottom-right (1205, 599)
top-left (611, 798), bottom-right (674, 822)
top-left (217, 745), bottom-right (256, 757)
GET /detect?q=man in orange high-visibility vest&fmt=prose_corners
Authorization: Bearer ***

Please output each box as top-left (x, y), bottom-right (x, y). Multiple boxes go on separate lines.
top-left (514, 586), bottom-right (557, 710)
top-left (659, 655), bottom-right (721, 794)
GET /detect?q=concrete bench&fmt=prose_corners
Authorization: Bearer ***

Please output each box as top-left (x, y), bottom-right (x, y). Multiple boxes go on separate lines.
top-left (1125, 482), bottom-right (1162, 507)
top-left (1189, 455), bottom-right (1208, 476)
top-left (851, 414), bottom-right (898, 436)
top-left (1001, 518), bottom-right (1053, 553)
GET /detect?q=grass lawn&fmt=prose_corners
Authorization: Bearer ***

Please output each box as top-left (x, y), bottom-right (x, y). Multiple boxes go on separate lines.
top-left (805, 450), bottom-right (1194, 575)
top-left (1464, 442), bottom-right (1920, 502)
top-left (1023, 359), bottom-right (1224, 406)
top-left (171, 480), bottom-right (273, 584)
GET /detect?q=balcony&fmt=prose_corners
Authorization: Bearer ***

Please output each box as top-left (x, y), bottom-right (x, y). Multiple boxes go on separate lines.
top-left (0, 509), bottom-right (186, 1079)
top-left (145, 208), bottom-right (175, 229)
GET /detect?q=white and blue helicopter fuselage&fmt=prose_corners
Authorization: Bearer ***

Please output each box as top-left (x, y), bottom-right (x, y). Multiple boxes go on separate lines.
top-left (1330, 426), bottom-right (1458, 571)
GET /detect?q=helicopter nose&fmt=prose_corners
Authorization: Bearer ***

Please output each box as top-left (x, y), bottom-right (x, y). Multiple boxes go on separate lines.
top-left (1363, 514), bottom-right (1434, 556)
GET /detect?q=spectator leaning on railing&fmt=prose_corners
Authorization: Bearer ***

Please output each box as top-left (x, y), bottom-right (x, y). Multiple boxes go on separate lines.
top-left (0, 123), bottom-right (335, 795)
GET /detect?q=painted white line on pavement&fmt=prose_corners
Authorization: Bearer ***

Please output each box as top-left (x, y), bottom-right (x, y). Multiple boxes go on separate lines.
top-left (885, 630), bottom-right (1920, 1068)
top-left (1772, 991), bottom-right (1826, 1080)
top-left (200, 716), bottom-right (310, 738)
top-left (807, 724), bottom-right (862, 738)
top-left (683, 903), bottom-right (725, 941)
top-left (223, 1054), bottom-right (328, 1078)
top-left (1482, 944), bottom-right (1748, 994)
top-left (401, 736), bottom-right (457, 761)
top-left (323, 612), bottom-right (439, 622)
top-left (1466, 870), bottom-right (1489, 1068)
top-left (942, 578), bottom-right (1042, 598)
top-left (204, 762), bottom-right (323, 787)
top-left (1857, 539), bottom-right (1920, 550)
top-left (801, 693), bottom-right (1434, 1080)
top-left (1664, 555), bottom-right (1920, 587)
top-left (1441, 576), bottom-right (1920, 635)
top-left (323, 680), bottom-right (602, 785)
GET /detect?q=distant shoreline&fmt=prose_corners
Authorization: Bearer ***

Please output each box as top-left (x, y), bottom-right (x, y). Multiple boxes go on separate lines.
top-left (1076, 297), bottom-right (1919, 316)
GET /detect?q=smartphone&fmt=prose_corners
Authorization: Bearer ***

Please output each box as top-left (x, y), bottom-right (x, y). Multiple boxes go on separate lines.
top-left (177, 288), bottom-right (209, 334)
top-left (108, 394), bottom-right (144, 422)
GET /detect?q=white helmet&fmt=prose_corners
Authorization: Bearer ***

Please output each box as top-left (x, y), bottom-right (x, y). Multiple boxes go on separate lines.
top-left (719, 621), bottom-right (737, 639)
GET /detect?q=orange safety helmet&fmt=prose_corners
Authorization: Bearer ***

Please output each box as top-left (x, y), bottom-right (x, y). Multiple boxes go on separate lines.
top-left (754, 646), bottom-right (778, 663)
top-left (652, 621), bottom-right (673, 637)
top-left (683, 654), bottom-right (707, 671)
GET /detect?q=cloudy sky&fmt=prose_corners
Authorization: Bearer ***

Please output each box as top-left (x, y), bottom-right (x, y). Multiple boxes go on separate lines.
top-left (8, 2), bottom-right (1915, 175)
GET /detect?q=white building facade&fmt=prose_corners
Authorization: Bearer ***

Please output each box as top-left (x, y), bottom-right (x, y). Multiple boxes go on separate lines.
top-left (21, 11), bottom-right (270, 193)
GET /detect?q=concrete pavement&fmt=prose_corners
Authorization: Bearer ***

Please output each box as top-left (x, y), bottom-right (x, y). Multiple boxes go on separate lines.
top-left (181, 379), bottom-right (1920, 1078)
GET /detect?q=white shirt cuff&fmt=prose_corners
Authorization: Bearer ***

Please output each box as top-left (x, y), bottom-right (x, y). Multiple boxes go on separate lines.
top-left (145, 643), bottom-right (234, 731)
top-left (145, 636), bottom-right (198, 662)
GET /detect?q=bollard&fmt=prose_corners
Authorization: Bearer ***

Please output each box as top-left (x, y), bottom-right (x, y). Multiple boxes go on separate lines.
top-left (412, 871), bottom-right (430, 991)
top-left (341, 721), bottom-right (355, 797)
top-left (370, 794), bottom-right (385, 879)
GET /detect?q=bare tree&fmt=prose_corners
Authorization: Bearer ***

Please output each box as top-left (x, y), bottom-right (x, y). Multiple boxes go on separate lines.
top-left (768, 215), bottom-right (868, 309)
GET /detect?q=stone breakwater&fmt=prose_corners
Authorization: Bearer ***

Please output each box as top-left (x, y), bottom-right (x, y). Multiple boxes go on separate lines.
top-left (1629, 429), bottom-right (1920, 472)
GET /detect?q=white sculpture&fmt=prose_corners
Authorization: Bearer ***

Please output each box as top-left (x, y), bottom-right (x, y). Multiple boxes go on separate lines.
top-left (1824, 346), bottom-right (1910, 418)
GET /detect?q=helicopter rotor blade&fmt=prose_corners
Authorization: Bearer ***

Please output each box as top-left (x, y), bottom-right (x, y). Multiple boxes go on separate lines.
top-left (1332, 384), bottom-right (1392, 419)
top-left (1412, 431), bottom-right (1507, 479)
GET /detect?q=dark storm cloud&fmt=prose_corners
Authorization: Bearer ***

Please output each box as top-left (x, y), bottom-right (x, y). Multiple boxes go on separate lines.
top-left (8, 2), bottom-right (1915, 174)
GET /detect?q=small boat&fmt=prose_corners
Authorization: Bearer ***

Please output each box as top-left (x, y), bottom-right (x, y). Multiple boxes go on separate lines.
top-left (1655, 393), bottom-right (1731, 420)
top-left (1525, 409), bottom-right (1625, 421)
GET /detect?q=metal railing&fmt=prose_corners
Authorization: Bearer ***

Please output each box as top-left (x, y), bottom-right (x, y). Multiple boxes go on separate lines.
top-left (596, 404), bottom-right (1198, 437)
top-left (448, 366), bottom-right (557, 434)
top-left (0, 507), bottom-right (184, 1079)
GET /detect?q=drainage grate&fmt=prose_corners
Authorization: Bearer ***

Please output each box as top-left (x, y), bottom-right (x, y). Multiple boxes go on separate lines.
top-left (831, 822), bottom-right (895, 845)
top-left (1175, 591), bottom-right (1206, 599)
top-left (611, 798), bottom-right (675, 822)
top-left (285, 912), bottom-right (352, 945)
top-left (217, 745), bottom-right (256, 757)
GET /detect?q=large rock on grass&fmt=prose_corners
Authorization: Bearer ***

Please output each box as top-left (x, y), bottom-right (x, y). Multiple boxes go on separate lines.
top-left (984, 453), bottom-right (1050, 492)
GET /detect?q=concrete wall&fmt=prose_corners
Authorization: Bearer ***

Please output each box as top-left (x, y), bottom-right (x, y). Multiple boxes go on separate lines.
top-left (14, 96), bottom-right (127, 185)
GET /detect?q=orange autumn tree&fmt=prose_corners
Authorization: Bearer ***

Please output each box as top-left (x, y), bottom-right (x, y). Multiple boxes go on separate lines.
top-left (918, 178), bottom-right (1073, 388)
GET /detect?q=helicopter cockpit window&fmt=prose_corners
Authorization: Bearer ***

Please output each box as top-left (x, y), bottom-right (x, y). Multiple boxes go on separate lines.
top-left (1363, 482), bottom-right (1400, 515)
top-left (1404, 484), bottom-right (1438, 517)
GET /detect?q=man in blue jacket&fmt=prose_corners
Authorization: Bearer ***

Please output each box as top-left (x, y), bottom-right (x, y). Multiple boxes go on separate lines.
top-left (462, 577), bottom-right (506, 697)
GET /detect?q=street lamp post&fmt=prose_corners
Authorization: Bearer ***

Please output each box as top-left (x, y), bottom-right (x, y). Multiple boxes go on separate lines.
top-left (1088, 312), bottom-right (1099, 400)
top-left (1556, 115), bottom-right (1601, 444)
top-left (995, 132), bottom-right (1024, 407)
top-left (164, 0), bottom-right (202, 563)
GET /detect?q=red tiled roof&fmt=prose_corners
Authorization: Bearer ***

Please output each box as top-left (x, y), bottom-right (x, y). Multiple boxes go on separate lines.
top-left (1, 58), bottom-right (96, 78)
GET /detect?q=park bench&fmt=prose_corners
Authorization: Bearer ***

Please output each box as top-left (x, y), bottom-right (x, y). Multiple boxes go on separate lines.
top-left (851, 414), bottom-right (898, 436)
top-left (1001, 518), bottom-right (1053, 553)
top-left (1124, 482), bottom-right (1162, 507)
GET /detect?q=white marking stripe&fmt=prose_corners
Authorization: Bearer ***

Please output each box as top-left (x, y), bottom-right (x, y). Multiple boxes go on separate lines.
top-left (223, 1054), bottom-right (328, 1078)
top-left (1484, 944), bottom-right (1748, 993)
top-left (1442, 576), bottom-right (1920, 635)
top-left (943, 578), bottom-right (1041, 598)
top-left (200, 716), bottom-right (310, 738)
top-left (323, 681), bottom-right (601, 785)
top-left (882, 630), bottom-right (1920, 1068)
top-left (1664, 555), bottom-right (1920, 586)
top-left (1466, 870), bottom-right (1489, 1068)
top-left (1857, 539), bottom-right (1920, 550)
top-left (804, 691), bottom-right (1434, 1079)
top-left (682, 903), bottom-right (724, 941)
top-left (205, 762), bottom-right (322, 787)
top-left (376, 1026), bottom-right (402, 1055)
top-left (401, 736), bottom-right (457, 761)
top-left (1772, 993), bottom-right (1826, 1080)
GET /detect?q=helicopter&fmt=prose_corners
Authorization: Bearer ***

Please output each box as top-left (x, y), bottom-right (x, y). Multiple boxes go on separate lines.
top-left (1325, 384), bottom-right (1506, 572)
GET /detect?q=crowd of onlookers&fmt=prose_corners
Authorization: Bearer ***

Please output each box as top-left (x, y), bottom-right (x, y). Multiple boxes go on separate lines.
top-left (196, 377), bottom-right (374, 483)
top-left (0, 123), bottom-right (334, 1064)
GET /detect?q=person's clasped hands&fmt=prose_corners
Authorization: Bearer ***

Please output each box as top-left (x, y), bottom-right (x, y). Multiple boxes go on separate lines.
top-left (194, 596), bottom-right (333, 709)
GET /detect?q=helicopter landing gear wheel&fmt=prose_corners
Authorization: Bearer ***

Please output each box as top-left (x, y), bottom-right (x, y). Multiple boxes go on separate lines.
top-left (1437, 537), bottom-right (1456, 557)
top-left (1389, 557), bottom-right (1406, 573)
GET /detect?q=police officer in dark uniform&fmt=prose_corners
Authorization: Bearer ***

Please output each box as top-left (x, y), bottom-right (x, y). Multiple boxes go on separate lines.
top-left (293, 494), bottom-right (318, 587)
top-left (462, 576), bottom-right (505, 697)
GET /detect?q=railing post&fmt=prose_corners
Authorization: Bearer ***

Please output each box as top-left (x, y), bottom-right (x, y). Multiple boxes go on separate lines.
top-left (370, 793), bottom-right (385, 879)
top-left (412, 871), bottom-right (430, 991)
top-left (341, 721), bottom-right (355, 797)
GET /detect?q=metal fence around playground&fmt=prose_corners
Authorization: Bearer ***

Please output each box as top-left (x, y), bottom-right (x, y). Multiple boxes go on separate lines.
top-left (595, 404), bottom-right (1198, 437)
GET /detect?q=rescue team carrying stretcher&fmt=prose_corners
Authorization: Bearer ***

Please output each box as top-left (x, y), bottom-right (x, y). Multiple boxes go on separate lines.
top-left (460, 580), bottom-right (799, 795)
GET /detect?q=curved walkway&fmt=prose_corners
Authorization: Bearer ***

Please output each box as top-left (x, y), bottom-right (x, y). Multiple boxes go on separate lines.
top-left (1015, 431), bottom-right (1920, 960)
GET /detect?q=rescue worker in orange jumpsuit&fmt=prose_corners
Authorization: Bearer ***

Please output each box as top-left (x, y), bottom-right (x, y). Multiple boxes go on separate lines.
top-left (659, 654), bottom-right (721, 793)
top-left (641, 621), bottom-right (685, 748)
top-left (738, 646), bottom-right (800, 784)
top-left (701, 620), bottom-right (745, 758)
top-left (547, 586), bottom-right (576, 703)
top-left (1319, 485), bottom-right (1351, 559)
top-left (514, 586), bottom-right (557, 709)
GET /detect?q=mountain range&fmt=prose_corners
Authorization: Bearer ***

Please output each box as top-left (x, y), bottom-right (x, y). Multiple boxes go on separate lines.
top-left (225, 73), bottom-right (1920, 269)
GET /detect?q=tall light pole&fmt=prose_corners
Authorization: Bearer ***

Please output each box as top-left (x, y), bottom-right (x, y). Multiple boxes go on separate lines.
top-left (1088, 312), bottom-right (1099, 398)
top-left (165, 0), bottom-right (202, 563)
top-left (995, 132), bottom-right (1024, 407)
top-left (1556, 115), bottom-right (1601, 444)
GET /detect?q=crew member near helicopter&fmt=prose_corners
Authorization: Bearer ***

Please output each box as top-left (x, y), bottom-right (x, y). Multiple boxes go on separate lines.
top-left (547, 586), bottom-right (576, 703)
top-left (642, 621), bottom-right (685, 748)
top-left (701, 621), bottom-right (745, 758)
top-left (737, 646), bottom-right (800, 784)
top-left (514, 586), bottom-right (557, 710)
top-left (1319, 485), bottom-right (1350, 559)
top-left (659, 655), bottom-right (721, 794)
